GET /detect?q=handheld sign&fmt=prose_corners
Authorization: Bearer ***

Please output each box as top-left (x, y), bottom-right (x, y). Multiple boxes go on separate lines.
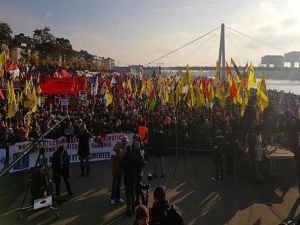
top-left (79, 91), bottom-right (87, 101)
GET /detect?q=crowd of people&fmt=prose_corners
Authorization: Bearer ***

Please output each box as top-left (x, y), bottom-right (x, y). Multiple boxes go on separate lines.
top-left (0, 68), bottom-right (299, 224)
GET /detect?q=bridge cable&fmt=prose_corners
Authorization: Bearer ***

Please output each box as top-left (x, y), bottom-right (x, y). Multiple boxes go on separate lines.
top-left (225, 30), bottom-right (249, 65)
top-left (182, 28), bottom-right (220, 64)
top-left (145, 26), bottom-right (221, 66)
top-left (227, 26), bottom-right (287, 53)
top-left (226, 29), bottom-right (265, 64)
top-left (227, 29), bottom-right (274, 59)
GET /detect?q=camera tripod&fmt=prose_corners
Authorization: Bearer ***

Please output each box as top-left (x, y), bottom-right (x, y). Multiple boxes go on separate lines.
top-left (173, 134), bottom-right (200, 178)
top-left (18, 144), bottom-right (59, 219)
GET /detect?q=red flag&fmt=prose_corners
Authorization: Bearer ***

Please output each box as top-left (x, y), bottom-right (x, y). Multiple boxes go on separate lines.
top-left (0, 89), bottom-right (4, 100)
top-left (60, 69), bottom-right (72, 78)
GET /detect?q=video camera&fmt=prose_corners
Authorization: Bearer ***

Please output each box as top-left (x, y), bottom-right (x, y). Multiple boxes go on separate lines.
top-left (138, 173), bottom-right (153, 207)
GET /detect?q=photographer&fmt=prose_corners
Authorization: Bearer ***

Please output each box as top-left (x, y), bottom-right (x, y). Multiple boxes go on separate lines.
top-left (30, 166), bottom-right (49, 202)
top-left (152, 124), bottom-right (165, 178)
top-left (149, 186), bottom-right (184, 225)
top-left (120, 145), bottom-right (145, 216)
top-left (52, 145), bottom-right (73, 197)
top-left (132, 134), bottom-right (146, 206)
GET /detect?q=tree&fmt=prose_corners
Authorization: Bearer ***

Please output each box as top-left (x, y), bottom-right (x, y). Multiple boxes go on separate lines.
top-left (0, 22), bottom-right (13, 46)
top-left (55, 37), bottom-right (73, 62)
top-left (33, 26), bottom-right (57, 60)
top-left (33, 26), bottom-right (55, 44)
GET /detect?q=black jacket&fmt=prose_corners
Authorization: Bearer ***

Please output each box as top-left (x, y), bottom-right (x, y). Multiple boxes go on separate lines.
top-left (77, 131), bottom-right (92, 156)
top-left (150, 199), bottom-right (170, 225)
top-left (52, 150), bottom-right (70, 177)
top-left (120, 151), bottom-right (144, 186)
top-left (212, 135), bottom-right (226, 162)
top-left (152, 129), bottom-right (165, 157)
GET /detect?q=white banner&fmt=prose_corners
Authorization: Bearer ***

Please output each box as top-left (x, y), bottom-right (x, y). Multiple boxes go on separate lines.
top-left (9, 133), bottom-right (134, 173)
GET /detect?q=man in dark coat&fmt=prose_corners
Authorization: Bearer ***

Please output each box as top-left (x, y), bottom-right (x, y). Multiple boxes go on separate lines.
top-left (52, 145), bottom-right (72, 197)
top-left (132, 134), bottom-right (146, 206)
top-left (77, 123), bottom-right (93, 177)
top-left (248, 128), bottom-right (258, 179)
top-left (152, 124), bottom-right (165, 178)
top-left (211, 130), bottom-right (226, 181)
top-left (120, 145), bottom-right (144, 216)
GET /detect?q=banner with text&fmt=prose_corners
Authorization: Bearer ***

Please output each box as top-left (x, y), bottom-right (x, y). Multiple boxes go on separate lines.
top-left (9, 133), bottom-right (133, 173)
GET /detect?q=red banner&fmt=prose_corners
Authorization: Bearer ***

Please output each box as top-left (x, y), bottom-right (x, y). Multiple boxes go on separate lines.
top-left (40, 76), bottom-right (88, 95)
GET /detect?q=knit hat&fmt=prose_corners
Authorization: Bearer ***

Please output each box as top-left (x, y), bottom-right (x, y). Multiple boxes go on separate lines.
top-left (121, 135), bottom-right (129, 143)
top-left (135, 205), bottom-right (149, 222)
top-left (153, 186), bottom-right (166, 200)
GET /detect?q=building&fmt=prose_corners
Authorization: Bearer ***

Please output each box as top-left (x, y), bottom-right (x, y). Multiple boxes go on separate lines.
top-left (261, 51), bottom-right (300, 68)
top-left (284, 51), bottom-right (300, 68)
top-left (92, 55), bottom-right (105, 67)
top-left (128, 64), bottom-right (143, 74)
top-left (11, 33), bottom-right (33, 63)
top-left (261, 55), bottom-right (284, 68)
top-left (103, 57), bottom-right (115, 70)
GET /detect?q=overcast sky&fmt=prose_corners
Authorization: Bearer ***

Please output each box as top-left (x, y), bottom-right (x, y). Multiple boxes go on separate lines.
top-left (1, 0), bottom-right (299, 66)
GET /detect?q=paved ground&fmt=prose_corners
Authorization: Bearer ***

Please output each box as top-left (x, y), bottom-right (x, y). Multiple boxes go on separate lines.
top-left (0, 154), bottom-right (300, 225)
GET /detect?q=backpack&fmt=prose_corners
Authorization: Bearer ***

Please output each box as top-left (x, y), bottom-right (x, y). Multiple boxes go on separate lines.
top-left (166, 204), bottom-right (184, 225)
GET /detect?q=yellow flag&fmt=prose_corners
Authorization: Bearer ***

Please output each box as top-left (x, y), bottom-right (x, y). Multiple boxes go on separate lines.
top-left (0, 52), bottom-right (6, 67)
top-left (105, 89), bottom-right (113, 107)
top-left (7, 81), bottom-right (18, 118)
top-left (169, 91), bottom-right (175, 106)
top-left (182, 64), bottom-right (192, 86)
top-left (247, 63), bottom-right (256, 90)
top-left (175, 80), bottom-right (182, 105)
top-left (257, 73), bottom-right (268, 112)
top-left (139, 79), bottom-right (146, 98)
top-left (127, 79), bottom-right (132, 93)
top-left (240, 91), bottom-right (249, 117)
top-left (164, 87), bottom-right (169, 103)
top-left (31, 87), bottom-right (37, 112)
top-left (196, 88), bottom-right (205, 108)
top-left (134, 79), bottom-right (138, 97)
top-left (146, 79), bottom-right (153, 93)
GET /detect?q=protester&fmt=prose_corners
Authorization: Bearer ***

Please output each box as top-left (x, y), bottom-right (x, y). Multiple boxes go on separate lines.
top-left (138, 120), bottom-right (149, 159)
top-left (254, 127), bottom-right (264, 184)
top-left (110, 135), bottom-right (129, 205)
top-left (152, 124), bottom-right (166, 178)
top-left (52, 145), bottom-right (73, 197)
top-left (132, 134), bottom-right (146, 206)
top-left (120, 145), bottom-right (145, 216)
top-left (77, 123), bottom-right (93, 177)
top-left (211, 130), bottom-right (226, 181)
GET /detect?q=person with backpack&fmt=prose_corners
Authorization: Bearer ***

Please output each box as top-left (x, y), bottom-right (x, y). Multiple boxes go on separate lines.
top-left (120, 145), bottom-right (145, 216)
top-left (132, 134), bottom-right (146, 206)
top-left (149, 186), bottom-right (184, 225)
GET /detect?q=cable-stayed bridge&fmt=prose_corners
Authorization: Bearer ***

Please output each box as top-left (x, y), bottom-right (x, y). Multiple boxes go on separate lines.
top-left (116, 23), bottom-right (300, 80)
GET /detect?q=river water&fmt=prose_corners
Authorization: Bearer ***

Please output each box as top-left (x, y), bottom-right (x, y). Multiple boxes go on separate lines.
top-left (265, 80), bottom-right (300, 95)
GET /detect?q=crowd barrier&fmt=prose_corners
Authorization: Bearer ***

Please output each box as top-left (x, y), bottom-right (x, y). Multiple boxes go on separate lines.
top-left (0, 132), bottom-right (213, 173)
top-left (0, 133), bottom-right (134, 173)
